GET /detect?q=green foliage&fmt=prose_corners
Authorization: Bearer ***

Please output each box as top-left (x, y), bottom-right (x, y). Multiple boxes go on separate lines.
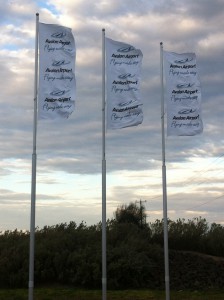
top-left (34, 221), bottom-right (102, 288)
top-left (0, 229), bottom-right (29, 288)
top-left (0, 210), bottom-right (224, 290)
top-left (107, 222), bottom-right (163, 289)
top-left (205, 223), bottom-right (224, 256)
top-left (114, 202), bottom-right (148, 229)
top-left (151, 217), bottom-right (211, 252)
top-left (169, 217), bottom-right (209, 251)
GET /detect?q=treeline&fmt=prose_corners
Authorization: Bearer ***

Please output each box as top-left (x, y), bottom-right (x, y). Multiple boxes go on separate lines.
top-left (0, 203), bottom-right (224, 290)
top-left (151, 217), bottom-right (224, 257)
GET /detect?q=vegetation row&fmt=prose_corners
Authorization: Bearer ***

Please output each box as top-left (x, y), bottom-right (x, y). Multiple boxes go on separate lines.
top-left (0, 203), bottom-right (224, 290)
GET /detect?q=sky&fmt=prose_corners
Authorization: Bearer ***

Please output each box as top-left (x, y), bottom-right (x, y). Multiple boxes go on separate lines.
top-left (1, 0), bottom-right (224, 231)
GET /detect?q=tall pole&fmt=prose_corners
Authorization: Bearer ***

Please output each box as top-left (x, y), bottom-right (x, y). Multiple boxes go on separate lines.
top-left (136, 199), bottom-right (146, 228)
top-left (28, 12), bottom-right (39, 300)
top-left (160, 42), bottom-right (170, 300)
top-left (102, 28), bottom-right (107, 300)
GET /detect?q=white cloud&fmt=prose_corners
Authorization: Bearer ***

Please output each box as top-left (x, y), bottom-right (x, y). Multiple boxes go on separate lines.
top-left (1, 0), bottom-right (224, 230)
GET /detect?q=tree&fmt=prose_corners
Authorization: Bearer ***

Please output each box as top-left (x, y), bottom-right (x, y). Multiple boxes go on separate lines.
top-left (114, 202), bottom-right (147, 228)
top-left (206, 222), bottom-right (224, 256)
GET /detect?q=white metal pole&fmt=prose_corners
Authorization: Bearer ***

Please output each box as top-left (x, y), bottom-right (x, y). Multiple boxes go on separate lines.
top-left (28, 12), bottom-right (39, 300)
top-left (160, 42), bottom-right (170, 300)
top-left (102, 28), bottom-right (107, 300)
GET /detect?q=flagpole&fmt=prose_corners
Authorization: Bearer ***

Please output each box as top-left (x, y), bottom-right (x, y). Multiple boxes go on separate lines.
top-left (102, 28), bottom-right (107, 300)
top-left (28, 12), bottom-right (39, 300)
top-left (160, 42), bottom-right (170, 300)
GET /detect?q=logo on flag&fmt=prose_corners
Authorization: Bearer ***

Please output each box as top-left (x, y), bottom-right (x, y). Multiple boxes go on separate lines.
top-left (164, 51), bottom-right (203, 136)
top-left (105, 38), bottom-right (143, 129)
top-left (38, 23), bottom-right (76, 119)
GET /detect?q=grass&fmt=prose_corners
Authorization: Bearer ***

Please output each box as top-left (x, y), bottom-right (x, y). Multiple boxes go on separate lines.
top-left (0, 288), bottom-right (224, 300)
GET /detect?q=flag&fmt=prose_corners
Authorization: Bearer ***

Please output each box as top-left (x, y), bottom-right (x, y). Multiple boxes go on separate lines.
top-left (38, 23), bottom-right (76, 119)
top-left (105, 38), bottom-right (143, 129)
top-left (164, 51), bottom-right (203, 136)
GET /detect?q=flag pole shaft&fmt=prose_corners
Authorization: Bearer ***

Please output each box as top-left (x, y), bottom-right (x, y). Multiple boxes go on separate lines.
top-left (102, 28), bottom-right (107, 300)
top-left (28, 12), bottom-right (39, 300)
top-left (160, 42), bottom-right (170, 300)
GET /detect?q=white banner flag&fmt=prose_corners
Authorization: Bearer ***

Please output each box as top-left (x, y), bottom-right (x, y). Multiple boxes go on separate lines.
top-left (105, 38), bottom-right (143, 129)
top-left (38, 23), bottom-right (76, 119)
top-left (164, 51), bottom-right (203, 136)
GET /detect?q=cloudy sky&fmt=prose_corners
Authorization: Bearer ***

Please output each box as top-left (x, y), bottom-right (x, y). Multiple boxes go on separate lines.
top-left (1, 0), bottom-right (224, 231)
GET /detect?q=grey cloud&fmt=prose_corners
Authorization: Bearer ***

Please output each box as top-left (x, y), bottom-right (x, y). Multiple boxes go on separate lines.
top-left (181, 0), bottom-right (224, 20)
top-left (1, 0), bottom-right (224, 229)
top-left (0, 189), bottom-right (30, 201)
top-left (153, 0), bottom-right (224, 20)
